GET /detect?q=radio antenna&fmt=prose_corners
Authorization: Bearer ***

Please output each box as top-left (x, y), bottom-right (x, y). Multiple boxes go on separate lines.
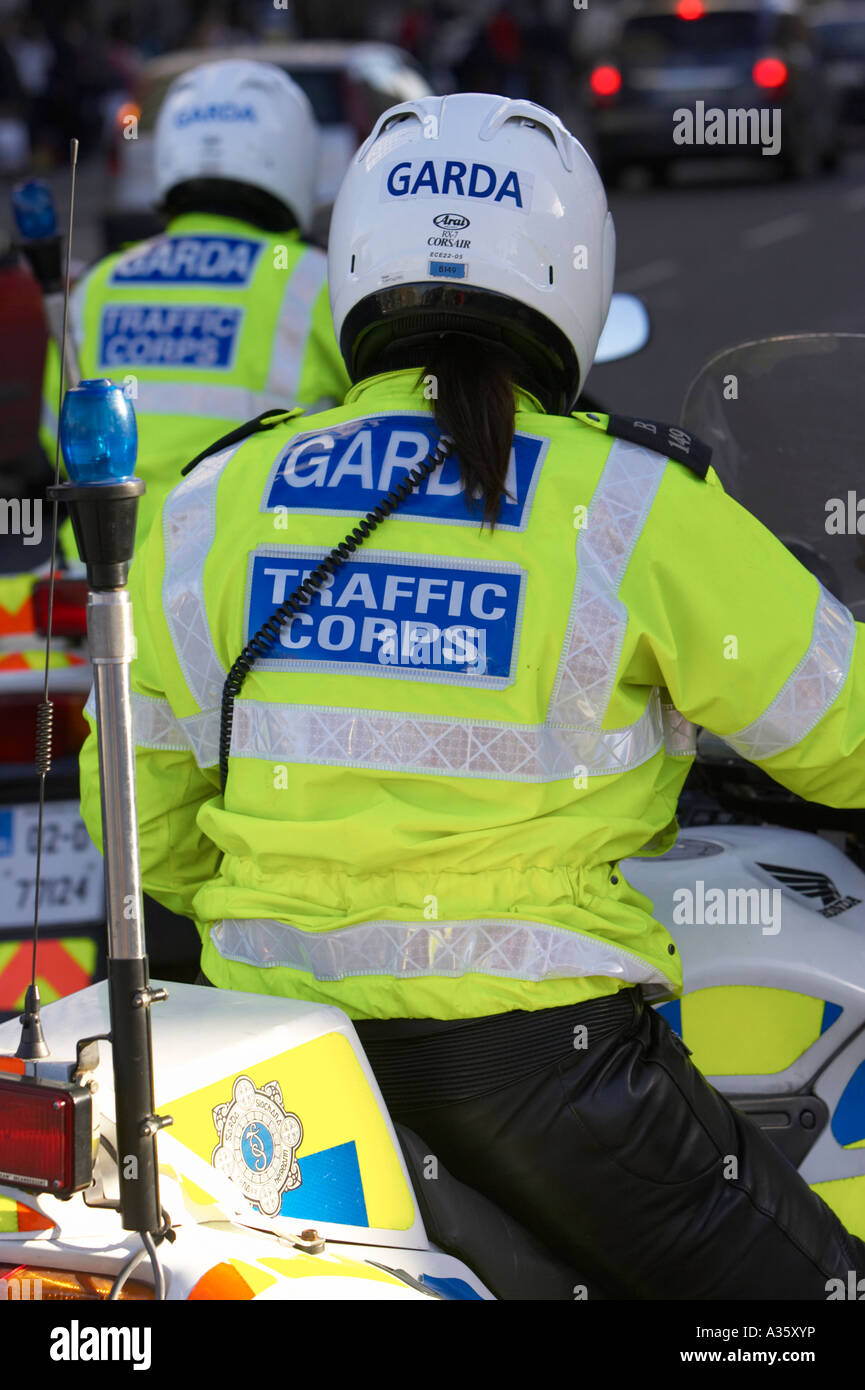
top-left (17, 137), bottom-right (79, 1061)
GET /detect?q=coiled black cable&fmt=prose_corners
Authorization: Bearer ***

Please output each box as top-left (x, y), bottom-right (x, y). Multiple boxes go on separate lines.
top-left (218, 435), bottom-right (453, 792)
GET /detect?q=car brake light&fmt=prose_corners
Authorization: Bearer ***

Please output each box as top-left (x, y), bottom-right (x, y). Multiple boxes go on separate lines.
top-left (0, 695), bottom-right (88, 763)
top-left (677, 0), bottom-right (705, 18)
top-left (115, 100), bottom-right (140, 131)
top-left (0, 1072), bottom-right (92, 1196)
top-left (590, 65), bottom-right (623, 98)
top-left (753, 57), bottom-right (788, 88)
top-left (32, 577), bottom-right (89, 638)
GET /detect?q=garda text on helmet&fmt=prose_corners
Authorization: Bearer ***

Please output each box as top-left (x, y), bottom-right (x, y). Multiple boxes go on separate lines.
top-left (383, 159), bottom-right (533, 212)
top-left (246, 548), bottom-right (524, 687)
top-left (173, 102), bottom-right (257, 127)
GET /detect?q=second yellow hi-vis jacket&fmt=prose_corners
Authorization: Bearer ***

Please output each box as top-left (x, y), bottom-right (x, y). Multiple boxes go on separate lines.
top-left (41, 213), bottom-right (350, 547)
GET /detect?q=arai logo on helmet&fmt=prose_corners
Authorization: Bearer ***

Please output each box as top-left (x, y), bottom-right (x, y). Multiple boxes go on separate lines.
top-left (433, 212), bottom-right (470, 230)
top-left (175, 103), bottom-right (258, 127)
top-left (384, 159), bottom-right (532, 212)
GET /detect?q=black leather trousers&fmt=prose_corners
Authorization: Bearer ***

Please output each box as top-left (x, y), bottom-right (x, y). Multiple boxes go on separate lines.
top-left (355, 986), bottom-right (865, 1300)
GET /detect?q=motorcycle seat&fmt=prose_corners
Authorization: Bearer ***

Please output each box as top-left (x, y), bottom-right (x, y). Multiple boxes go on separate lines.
top-left (395, 1123), bottom-right (590, 1301)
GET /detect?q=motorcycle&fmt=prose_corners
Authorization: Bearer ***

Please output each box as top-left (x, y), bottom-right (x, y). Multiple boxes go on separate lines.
top-left (624, 332), bottom-right (865, 1244)
top-left (2, 332), bottom-right (863, 1301)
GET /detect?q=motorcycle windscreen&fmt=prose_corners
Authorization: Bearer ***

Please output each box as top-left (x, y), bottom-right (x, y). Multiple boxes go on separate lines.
top-left (681, 333), bottom-right (865, 621)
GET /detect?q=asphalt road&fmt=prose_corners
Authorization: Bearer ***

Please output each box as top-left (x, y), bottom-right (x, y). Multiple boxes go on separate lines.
top-left (587, 148), bottom-right (865, 424)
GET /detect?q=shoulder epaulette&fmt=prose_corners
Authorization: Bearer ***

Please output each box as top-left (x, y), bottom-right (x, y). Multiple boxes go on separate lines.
top-left (571, 410), bottom-right (712, 478)
top-left (181, 406), bottom-right (305, 477)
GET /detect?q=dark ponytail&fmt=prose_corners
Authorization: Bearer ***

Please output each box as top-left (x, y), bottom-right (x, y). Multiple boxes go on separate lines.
top-left (419, 336), bottom-right (518, 530)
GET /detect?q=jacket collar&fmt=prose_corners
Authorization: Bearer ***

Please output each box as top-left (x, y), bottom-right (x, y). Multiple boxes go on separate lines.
top-left (165, 213), bottom-right (301, 243)
top-left (344, 369), bottom-right (547, 416)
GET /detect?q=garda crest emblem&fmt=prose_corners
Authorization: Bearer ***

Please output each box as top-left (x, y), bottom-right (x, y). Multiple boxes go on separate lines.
top-left (212, 1076), bottom-right (303, 1217)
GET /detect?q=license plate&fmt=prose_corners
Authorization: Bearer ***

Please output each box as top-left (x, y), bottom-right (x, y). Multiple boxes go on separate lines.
top-left (0, 802), bottom-right (105, 929)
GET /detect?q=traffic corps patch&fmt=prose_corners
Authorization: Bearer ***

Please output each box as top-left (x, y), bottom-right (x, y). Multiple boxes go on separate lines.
top-left (98, 304), bottom-right (243, 369)
top-left (245, 546), bottom-right (525, 685)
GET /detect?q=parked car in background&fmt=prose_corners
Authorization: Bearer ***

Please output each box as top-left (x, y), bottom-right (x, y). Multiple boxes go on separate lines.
top-left (586, 0), bottom-right (841, 185)
top-left (808, 3), bottom-right (865, 141)
top-left (103, 41), bottom-right (434, 251)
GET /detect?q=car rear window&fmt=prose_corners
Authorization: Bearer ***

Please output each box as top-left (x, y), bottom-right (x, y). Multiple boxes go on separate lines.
top-left (138, 64), bottom-right (346, 131)
top-left (815, 21), bottom-right (865, 59)
top-left (282, 68), bottom-right (345, 126)
top-left (621, 12), bottom-right (769, 64)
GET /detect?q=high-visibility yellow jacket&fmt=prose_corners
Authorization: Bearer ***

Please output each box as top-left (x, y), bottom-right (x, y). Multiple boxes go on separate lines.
top-left (79, 370), bottom-right (865, 1020)
top-left (41, 213), bottom-right (350, 547)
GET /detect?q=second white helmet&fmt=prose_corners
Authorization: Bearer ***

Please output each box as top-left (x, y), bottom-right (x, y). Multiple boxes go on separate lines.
top-left (328, 93), bottom-right (615, 409)
top-left (154, 60), bottom-right (319, 232)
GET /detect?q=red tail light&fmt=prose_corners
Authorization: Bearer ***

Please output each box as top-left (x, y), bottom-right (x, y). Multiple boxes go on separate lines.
top-left (677, 0), bottom-right (705, 17)
top-left (32, 578), bottom-right (89, 639)
top-left (753, 57), bottom-right (788, 89)
top-left (0, 1072), bottom-right (92, 1196)
top-left (0, 695), bottom-right (88, 763)
top-left (590, 65), bottom-right (623, 98)
top-left (115, 100), bottom-right (141, 131)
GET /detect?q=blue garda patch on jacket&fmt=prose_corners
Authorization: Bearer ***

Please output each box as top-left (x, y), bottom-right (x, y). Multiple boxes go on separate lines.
top-left (245, 546), bottom-right (525, 686)
top-left (109, 235), bottom-right (263, 286)
top-left (98, 303), bottom-right (243, 369)
top-left (261, 413), bottom-right (547, 532)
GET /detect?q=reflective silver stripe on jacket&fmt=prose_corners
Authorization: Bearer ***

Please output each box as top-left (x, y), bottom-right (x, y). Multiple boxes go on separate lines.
top-left (129, 693), bottom-right (219, 767)
top-left (724, 586), bottom-right (856, 761)
top-left (41, 281), bottom-right (87, 438)
top-left (162, 443), bottom-right (240, 713)
top-left (661, 699), bottom-right (698, 757)
top-left (209, 915), bottom-right (677, 990)
top-left (41, 399), bottom-right (58, 440)
top-left (230, 690), bottom-right (664, 781)
top-left (548, 438), bottom-right (667, 728)
top-left (131, 693), bottom-right (189, 751)
top-left (265, 246), bottom-right (328, 403)
top-left (129, 380), bottom-right (284, 421)
top-left (131, 691), bottom-right (664, 781)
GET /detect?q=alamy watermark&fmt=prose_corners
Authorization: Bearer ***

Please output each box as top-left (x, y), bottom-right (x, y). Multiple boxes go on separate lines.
top-left (673, 102), bottom-right (781, 157)
top-left (376, 621), bottom-right (487, 672)
top-left (50, 1321), bottom-right (151, 1370)
top-left (673, 880), bottom-right (782, 935)
top-left (825, 491), bottom-right (865, 534)
top-left (0, 497), bottom-right (42, 546)
top-left (1, 1274), bottom-right (42, 1299)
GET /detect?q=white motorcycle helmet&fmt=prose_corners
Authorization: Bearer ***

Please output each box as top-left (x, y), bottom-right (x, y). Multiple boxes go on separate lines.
top-left (154, 60), bottom-right (319, 233)
top-left (328, 93), bottom-right (615, 411)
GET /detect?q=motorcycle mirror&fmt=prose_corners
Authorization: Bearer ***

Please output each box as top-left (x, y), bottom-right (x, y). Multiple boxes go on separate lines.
top-left (594, 293), bottom-right (650, 365)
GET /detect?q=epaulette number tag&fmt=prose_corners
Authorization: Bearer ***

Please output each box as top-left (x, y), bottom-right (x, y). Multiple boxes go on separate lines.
top-left (607, 413), bottom-right (712, 478)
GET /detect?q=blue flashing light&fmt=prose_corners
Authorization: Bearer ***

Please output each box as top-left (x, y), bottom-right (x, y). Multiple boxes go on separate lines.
top-left (11, 179), bottom-right (57, 241)
top-left (60, 379), bottom-right (138, 484)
